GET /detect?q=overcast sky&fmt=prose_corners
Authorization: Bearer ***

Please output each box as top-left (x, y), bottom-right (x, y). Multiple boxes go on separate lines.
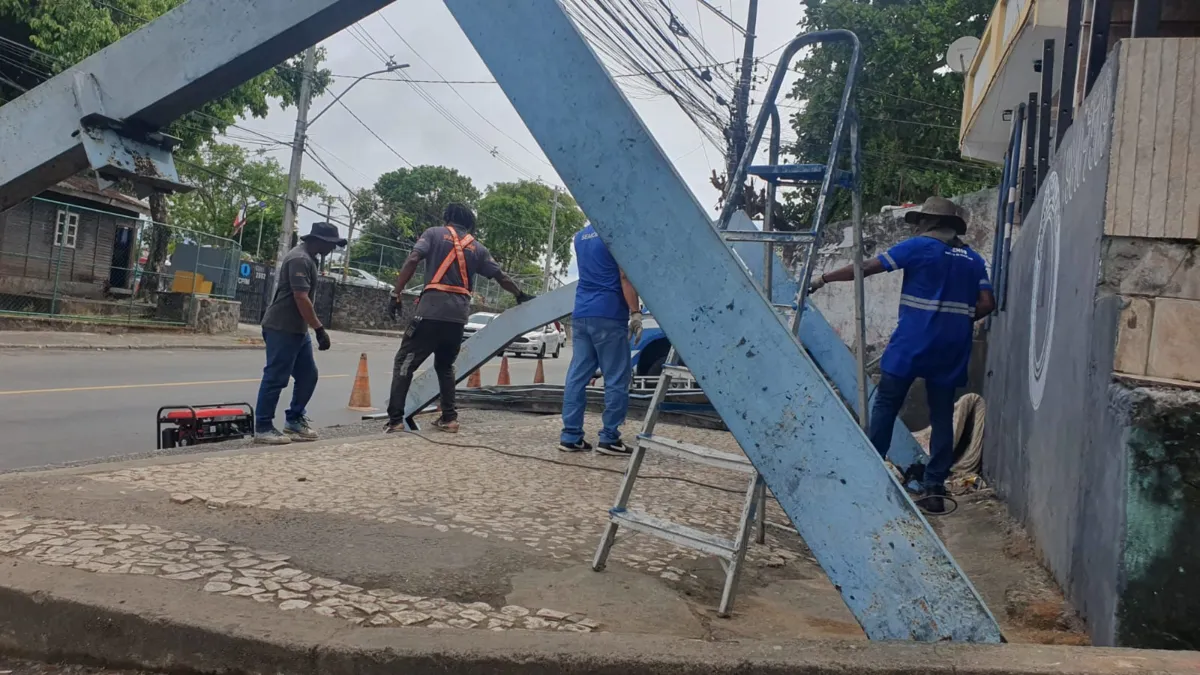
top-left (234, 1), bottom-right (805, 277)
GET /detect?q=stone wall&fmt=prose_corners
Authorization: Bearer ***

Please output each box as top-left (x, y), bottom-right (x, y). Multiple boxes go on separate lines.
top-left (190, 297), bottom-right (240, 335)
top-left (327, 283), bottom-right (501, 333)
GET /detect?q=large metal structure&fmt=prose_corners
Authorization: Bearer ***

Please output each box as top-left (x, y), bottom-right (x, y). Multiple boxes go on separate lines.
top-left (0, 0), bottom-right (1001, 642)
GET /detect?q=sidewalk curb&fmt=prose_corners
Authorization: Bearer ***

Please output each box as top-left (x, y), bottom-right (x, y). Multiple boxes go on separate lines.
top-left (0, 560), bottom-right (1196, 675)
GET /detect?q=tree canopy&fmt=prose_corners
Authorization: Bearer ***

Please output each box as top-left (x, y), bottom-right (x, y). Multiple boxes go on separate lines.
top-left (372, 165), bottom-right (482, 244)
top-left (477, 180), bottom-right (585, 275)
top-left (170, 143), bottom-right (326, 261)
top-left (781, 0), bottom-right (998, 222)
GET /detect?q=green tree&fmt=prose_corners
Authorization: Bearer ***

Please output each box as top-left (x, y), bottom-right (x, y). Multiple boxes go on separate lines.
top-left (170, 143), bottom-right (326, 262)
top-left (477, 181), bottom-right (585, 274)
top-left (372, 165), bottom-right (481, 244)
top-left (0, 0), bottom-right (330, 294)
top-left (782, 0), bottom-right (999, 224)
top-left (345, 187), bottom-right (415, 283)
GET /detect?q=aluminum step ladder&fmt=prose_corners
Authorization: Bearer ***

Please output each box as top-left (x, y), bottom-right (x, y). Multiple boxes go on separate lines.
top-left (592, 30), bottom-right (869, 619)
top-left (592, 347), bottom-right (766, 617)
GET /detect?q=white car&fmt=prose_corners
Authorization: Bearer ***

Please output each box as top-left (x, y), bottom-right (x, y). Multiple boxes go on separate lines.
top-left (507, 321), bottom-right (565, 359)
top-left (329, 267), bottom-right (391, 290)
top-left (462, 311), bottom-right (499, 342)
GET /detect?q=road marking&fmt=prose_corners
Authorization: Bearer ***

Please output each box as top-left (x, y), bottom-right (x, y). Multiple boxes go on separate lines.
top-left (0, 374), bottom-right (350, 396)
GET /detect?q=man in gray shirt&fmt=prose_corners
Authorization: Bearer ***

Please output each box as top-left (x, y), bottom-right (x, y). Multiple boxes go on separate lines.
top-left (386, 203), bottom-right (532, 433)
top-left (255, 222), bottom-right (345, 444)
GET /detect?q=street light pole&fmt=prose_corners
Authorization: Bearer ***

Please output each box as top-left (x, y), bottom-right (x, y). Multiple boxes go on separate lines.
top-left (271, 58), bottom-right (409, 298)
top-left (542, 189), bottom-right (560, 293)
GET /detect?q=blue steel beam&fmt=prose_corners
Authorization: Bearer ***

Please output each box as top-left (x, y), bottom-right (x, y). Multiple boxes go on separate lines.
top-left (445, 0), bottom-right (1001, 641)
top-left (0, 0), bottom-right (395, 210)
top-left (725, 212), bottom-right (923, 470)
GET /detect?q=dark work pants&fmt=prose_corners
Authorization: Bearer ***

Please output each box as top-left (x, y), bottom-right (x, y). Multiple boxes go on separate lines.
top-left (866, 372), bottom-right (956, 491)
top-left (387, 318), bottom-right (464, 425)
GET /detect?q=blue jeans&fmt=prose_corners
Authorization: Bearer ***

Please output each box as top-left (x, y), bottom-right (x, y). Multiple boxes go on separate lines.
top-left (561, 316), bottom-right (631, 445)
top-left (867, 372), bottom-right (956, 490)
top-left (255, 328), bottom-right (319, 433)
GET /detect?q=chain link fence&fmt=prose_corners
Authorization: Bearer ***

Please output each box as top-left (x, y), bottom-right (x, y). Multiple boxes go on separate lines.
top-left (0, 196), bottom-right (241, 325)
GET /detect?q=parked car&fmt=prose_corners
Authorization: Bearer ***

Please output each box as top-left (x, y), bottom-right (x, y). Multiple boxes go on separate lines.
top-left (463, 311), bottom-right (499, 342)
top-left (507, 321), bottom-right (565, 359)
top-left (324, 267), bottom-right (391, 290)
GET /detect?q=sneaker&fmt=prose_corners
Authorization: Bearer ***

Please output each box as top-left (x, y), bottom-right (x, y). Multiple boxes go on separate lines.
top-left (254, 429), bottom-right (292, 445)
top-left (283, 416), bottom-right (319, 442)
top-left (597, 439), bottom-right (632, 457)
top-left (384, 422), bottom-right (405, 434)
top-left (433, 418), bottom-right (459, 433)
top-left (559, 439), bottom-right (593, 453)
top-left (916, 484), bottom-right (948, 515)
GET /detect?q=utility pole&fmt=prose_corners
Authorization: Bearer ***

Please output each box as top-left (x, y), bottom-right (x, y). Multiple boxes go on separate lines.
top-left (272, 45), bottom-right (317, 297)
top-left (542, 189), bottom-right (560, 293)
top-left (727, 0), bottom-right (758, 210)
top-left (339, 194), bottom-right (357, 284)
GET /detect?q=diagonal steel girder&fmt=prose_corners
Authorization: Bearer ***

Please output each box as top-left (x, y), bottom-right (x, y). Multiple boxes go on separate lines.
top-left (445, 0), bottom-right (1002, 641)
top-left (0, 0), bottom-right (396, 211)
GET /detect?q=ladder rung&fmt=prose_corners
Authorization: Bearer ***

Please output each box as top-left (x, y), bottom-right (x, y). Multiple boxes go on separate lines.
top-left (746, 164), bottom-right (854, 188)
top-left (662, 363), bottom-right (692, 378)
top-left (638, 434), bottom-right (755, 474)
top-left (609, 509), bottom-right (737, 559)
top-left (721, 231), bottom-right (815, 244)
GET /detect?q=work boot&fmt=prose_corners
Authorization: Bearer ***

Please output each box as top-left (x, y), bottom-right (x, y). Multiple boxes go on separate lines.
top-left (597, 439), bottom-right (632, 457)
top-left (917, 484), bottom-right (948, 515)
top-left (433, 418), bottom-right (460, 433)
top-left (559, 439), bottom-right (593, 453)
top-left (283, 416), bottom-right (319, 442)
top-left (254, 428), bottom-right (292, 445)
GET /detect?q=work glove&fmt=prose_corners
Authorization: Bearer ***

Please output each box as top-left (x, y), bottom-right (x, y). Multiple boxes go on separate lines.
top-left (314, 326), bottom-right (331, 351)
top-left (388, 292), bottom-right (403, 320)
top-left (807, 274), bottom-right (828, 295)
top-left (628, 311), bottom-right (644, 343)
top-left (516, 291), bottom-right (535, 305)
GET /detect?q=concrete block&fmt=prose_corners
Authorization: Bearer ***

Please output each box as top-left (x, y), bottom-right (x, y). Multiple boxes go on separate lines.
top-left (1114, 297), bottom-right (1154, 375)
top-left (1147, 297), bottom-right (1200, 381)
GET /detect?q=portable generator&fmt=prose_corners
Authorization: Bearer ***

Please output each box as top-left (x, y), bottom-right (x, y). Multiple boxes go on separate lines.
top-left (156, 403), bottom-right (254, 449)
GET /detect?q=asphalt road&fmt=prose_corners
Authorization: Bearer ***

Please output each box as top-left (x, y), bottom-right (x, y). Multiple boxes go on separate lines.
top-left (0, 331), bottom-right (571, 471)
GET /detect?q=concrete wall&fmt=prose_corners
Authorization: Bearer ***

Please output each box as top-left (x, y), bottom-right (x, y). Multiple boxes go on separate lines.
top-left (981, 51), bottom-right (1123, 644)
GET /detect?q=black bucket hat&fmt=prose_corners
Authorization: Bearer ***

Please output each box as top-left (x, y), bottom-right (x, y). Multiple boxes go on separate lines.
top-left (904, 196), bottom-right (967, 235)
top-left (300, 221), bottom-right (347, 247)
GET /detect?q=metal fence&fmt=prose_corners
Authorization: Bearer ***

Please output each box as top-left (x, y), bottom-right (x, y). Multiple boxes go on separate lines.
top-left (0, 196), bottom-right (241, 325)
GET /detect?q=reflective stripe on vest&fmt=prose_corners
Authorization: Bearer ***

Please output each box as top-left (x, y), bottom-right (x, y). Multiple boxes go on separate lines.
top-left (423, 227), bottom-right (476, 296)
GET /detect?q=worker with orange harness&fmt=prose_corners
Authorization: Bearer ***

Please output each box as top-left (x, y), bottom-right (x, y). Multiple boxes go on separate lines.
top-left (385, 203), bottom-right (532, 433)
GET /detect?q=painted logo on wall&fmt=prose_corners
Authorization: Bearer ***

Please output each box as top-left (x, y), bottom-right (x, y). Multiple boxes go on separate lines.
top-left (1028, 172), bottom-right (1061, 410)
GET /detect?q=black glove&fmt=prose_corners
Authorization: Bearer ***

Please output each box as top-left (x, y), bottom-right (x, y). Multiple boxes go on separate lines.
top-left (516, 291), bottom-right (535, 305)
top-left (314, 326), bottom-right (331, 351)
top-left (388, 293), bottom-right (402, 320)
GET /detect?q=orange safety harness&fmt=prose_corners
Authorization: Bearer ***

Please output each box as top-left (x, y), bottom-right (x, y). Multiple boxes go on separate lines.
top-left (423, 226), bottom-right (476, 296)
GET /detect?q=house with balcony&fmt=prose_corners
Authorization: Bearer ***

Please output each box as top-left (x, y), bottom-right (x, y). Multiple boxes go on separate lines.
top-left (957, 0), bottom-right (1200, 650)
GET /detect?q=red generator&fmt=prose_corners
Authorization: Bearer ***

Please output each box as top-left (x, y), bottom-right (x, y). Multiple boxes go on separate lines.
top-left (157, 403), bottom-right (254, 449)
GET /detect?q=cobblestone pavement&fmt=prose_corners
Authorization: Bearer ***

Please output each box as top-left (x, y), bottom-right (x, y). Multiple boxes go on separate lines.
top-left (0, 411), bottom-right (1086, 643)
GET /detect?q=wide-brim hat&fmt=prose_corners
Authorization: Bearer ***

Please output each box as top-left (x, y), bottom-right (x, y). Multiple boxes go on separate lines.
top-left (300, 221), bottom-right (347, 247)
top-left (904, 196), bottom-right (967, 235)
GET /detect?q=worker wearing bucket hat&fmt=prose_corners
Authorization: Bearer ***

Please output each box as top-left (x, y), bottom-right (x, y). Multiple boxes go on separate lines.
top-left (808, 196), bottom-right (995, 512)
top-left (254, 221), bottom-right (347, 445)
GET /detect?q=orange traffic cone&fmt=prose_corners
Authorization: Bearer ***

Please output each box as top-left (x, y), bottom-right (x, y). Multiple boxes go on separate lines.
top-left (347, 353), bottom-right (375, 411)
top-left (466, 369), bottom-right (482, 388)
top-left (497, 356), bottom-right (511, 386)
top-left (533, 357), bottom-right (545, 384)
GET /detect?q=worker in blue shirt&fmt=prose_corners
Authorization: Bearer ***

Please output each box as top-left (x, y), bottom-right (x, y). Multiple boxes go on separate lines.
top-left (809, 196), bottom-right (995, 512)
top-left (559, 223), bottom-right (642, 456)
